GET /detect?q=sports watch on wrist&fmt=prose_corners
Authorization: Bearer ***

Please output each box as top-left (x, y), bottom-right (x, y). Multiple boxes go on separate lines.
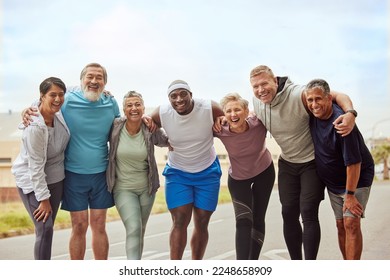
top-left (346, 190), bottom-right (355, 195)
top-left (346, 109), bottom-right (358, 117)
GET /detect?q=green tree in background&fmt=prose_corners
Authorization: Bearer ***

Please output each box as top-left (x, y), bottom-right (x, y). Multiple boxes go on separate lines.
top-left (371, 143), bottom-right (390, 180)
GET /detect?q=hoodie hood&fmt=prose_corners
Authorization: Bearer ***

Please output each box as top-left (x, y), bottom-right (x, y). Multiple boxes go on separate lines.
top-left (269, 76), bottom-right (290, 107)
top-left (259, 76), bottom-right (290, 135)
top-left (252, 76), bottom-right (314, 163)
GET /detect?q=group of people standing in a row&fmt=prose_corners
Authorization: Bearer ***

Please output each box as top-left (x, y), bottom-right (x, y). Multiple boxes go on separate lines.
top-left (12, 62), bottom-right (374, 261)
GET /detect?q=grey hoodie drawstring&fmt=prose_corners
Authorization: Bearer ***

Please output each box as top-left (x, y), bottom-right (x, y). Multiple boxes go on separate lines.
top-left (264, 102), bottom-right (272, 138)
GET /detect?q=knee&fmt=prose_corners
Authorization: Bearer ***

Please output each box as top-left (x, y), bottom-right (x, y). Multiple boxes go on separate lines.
top-left (282, 204), bottom-right (300, 221)
top-left (301, 202), bottom-right (320, 222)
top-left (90, 216), bottom-right (107, 233)
top-left (72, 220), bottom-right (89, 235)
top-left (38, 221), bottom-right (54, 238)
top-left (172, 213), bottom-right (191, 229)
top-left (70, 212), bottom-right (89, 234)
top-left (344, 218), bottom-right (361, 235)
top-left (236, 216), bottom-right (253, 228)
top-left (193, 209), bottom-right (214, 230)
top-left (124, 219), bottom-right (142, 235)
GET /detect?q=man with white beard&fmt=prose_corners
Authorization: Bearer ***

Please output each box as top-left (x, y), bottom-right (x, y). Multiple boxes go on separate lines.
top-left (22, 63), bottom-right (120, 259)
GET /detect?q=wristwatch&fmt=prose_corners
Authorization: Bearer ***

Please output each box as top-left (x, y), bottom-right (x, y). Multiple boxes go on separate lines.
top-left (346, 109), bottom-right (358, 117)
top-left (346, 190), bottom-right (355, 195)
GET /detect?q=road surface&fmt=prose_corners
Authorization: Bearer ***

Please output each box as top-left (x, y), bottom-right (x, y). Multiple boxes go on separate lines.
top-left (1, 181), bottom-right (389, 260)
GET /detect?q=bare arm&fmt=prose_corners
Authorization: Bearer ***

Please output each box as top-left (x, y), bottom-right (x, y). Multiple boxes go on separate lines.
top-left (211, 100), bottom-right (224, 120)
top-left (330, 91), bottom-right (356, 137)
top-left (142, 106), bottom-right (161, 132)
top-left (211, 100), bottom-right (225, 133)
top-left (150, 106), bottom-right (161, 127)
top-left (343, 163), bottom-right (363, 217)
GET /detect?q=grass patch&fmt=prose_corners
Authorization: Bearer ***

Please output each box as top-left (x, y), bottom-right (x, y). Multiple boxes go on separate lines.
top-left (0, 186), bottom-right (231, 238)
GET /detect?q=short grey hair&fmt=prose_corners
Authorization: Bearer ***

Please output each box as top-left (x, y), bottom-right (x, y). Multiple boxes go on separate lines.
top-left (80, 62), bottom-right (108, 84)
top-left (122, 90), bottom-right (144, 107)
top-left (305, 79), bottom-right (330, 95)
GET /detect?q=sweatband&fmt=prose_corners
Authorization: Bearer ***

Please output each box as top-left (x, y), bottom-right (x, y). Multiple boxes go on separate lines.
top-left (167, 83), bottom-right (191, 95)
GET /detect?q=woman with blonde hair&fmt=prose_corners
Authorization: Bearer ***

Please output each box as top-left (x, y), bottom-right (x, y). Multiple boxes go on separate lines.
top-left (214, 92), bottom-right (275, 259)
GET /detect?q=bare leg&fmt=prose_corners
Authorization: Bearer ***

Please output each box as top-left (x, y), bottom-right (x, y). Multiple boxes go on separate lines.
top-left (191, 207), bottom-right (213, 260)
top-left (336, 219), bottom-right (347, 259)
top-left (69, 210), bottom-right (89, 260)
top-left (90, 209), bottom-right (109, 260)
top-left (344, 217), bottom-right (362, 260)
top-left (169, 204), bottom-right (193, 260)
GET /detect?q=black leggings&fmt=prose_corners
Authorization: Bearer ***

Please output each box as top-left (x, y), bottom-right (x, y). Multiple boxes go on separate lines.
top-left (228, 163), bottom-right (275, 260)
top-left (278, 158), bottom-right (325, 260)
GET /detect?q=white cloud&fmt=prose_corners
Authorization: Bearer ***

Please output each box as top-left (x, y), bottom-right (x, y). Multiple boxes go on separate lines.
top-left (1, 0), bottom-right (389, 137)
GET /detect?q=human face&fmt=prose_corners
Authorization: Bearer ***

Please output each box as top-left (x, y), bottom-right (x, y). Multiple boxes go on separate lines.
top-left (224, 101), bottom-right (249, 133)
top-left (250, 72), bottom-right (278, 104)
top-left (40, 84), bottom-right (65, 114)
top-left (81, 66), bottom-right (106, 101)
top-left (168, 89), bottom-right (193, 115)
top-left (123, 97), bottom-right (145, 122)
top-left (305, 87), bottom-right (333, 120)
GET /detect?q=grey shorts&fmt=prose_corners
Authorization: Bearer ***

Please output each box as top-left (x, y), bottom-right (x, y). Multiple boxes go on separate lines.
top-left (327, 187), bottom-right (371, 220)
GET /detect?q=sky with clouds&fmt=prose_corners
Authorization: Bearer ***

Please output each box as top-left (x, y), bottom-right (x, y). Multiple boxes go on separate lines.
top-left (1, 0), bottom-right (389, 138)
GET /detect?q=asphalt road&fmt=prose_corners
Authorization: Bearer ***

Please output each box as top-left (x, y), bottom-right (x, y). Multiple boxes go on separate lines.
top-left (0, 181), bottom-right (389, 260)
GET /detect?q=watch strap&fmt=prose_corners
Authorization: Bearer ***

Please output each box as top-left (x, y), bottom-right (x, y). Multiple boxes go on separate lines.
top-left (346, 109), bottom-right (357, 117)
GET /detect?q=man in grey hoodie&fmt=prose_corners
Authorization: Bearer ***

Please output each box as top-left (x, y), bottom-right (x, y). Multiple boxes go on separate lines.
top-left (250, 65), bottom-right (356, 260)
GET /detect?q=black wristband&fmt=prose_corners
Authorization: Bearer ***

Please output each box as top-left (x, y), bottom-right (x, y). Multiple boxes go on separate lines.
top-left (346, 109), bottom-right (358, 117)
top-left (346, 190), bottom-right (355, 195)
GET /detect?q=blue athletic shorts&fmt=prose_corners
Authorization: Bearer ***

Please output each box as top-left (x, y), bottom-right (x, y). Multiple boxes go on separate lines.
top-left (61, 170), bottom-right (114, 211)
top-left (163, 158), bottom-right (222, 211)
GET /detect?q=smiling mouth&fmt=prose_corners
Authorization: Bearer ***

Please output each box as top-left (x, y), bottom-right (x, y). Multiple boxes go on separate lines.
top-left (175, 103), bottom-right (186, 109)
top-left (88, 85), bottom-right (99, 91)
top-left (259, 92), bottom-right (268, 98)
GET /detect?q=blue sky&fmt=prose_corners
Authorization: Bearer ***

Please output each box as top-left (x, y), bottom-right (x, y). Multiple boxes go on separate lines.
top-left (1, 0), bottom-right (389, 138)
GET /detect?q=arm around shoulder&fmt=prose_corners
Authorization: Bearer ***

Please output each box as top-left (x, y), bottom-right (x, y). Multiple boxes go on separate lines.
top-left (143, 106), bottom-right (161, 133)
top-left (330, 91), bottom-right (354, 112)
top-left (151, 127), bottom-right (169, 147)
top-left (211, 100), bottom-right (224, 120)
top-left (330, 90), bottom-right (356, 137)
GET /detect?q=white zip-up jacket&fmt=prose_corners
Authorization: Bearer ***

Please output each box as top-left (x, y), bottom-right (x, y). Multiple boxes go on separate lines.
top-left (11, 109), bottom-right (70, 201)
